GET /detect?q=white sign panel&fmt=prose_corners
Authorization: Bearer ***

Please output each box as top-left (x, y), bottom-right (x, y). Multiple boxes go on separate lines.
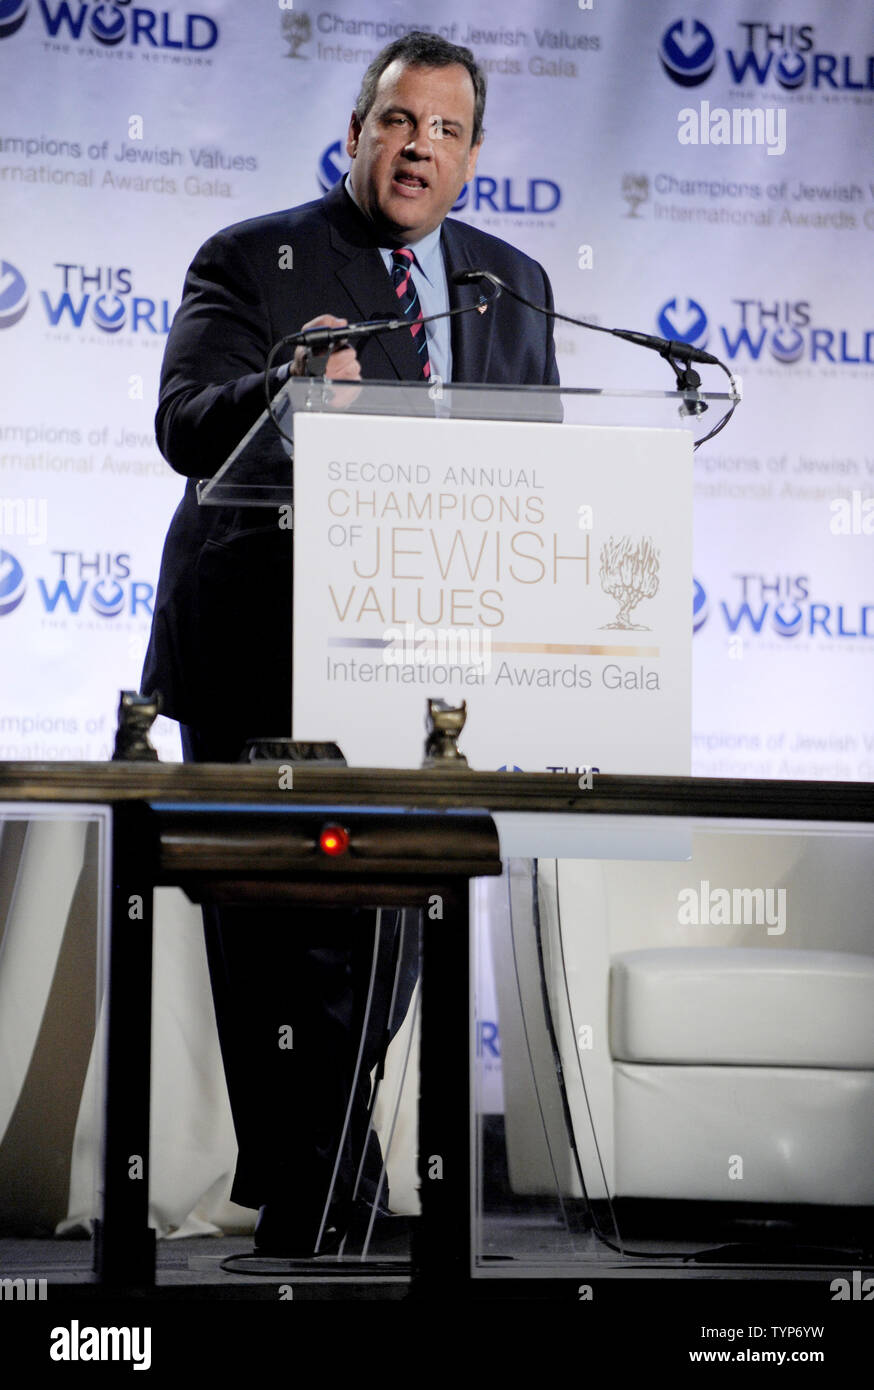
top-left (292, 412), bottom-right (692, 775)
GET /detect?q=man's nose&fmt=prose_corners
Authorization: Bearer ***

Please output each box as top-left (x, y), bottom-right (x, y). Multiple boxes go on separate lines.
top-left (403, 126), bottom-right (436, 157)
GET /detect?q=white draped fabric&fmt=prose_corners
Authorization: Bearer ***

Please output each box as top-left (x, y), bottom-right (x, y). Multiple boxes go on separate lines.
top-left (0, 817), bottom-right (419, 1237)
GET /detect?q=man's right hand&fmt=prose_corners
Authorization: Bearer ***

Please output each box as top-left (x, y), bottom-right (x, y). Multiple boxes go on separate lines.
top-left (289, 314), bottom-right (362, 379)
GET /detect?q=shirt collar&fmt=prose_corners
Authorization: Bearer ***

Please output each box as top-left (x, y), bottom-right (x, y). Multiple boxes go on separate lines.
top-left (343, 174), bottom-right (443, 285)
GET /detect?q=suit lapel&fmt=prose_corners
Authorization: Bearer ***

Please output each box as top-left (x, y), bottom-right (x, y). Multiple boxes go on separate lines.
top-left (442, 219), bottom-right (494, 385)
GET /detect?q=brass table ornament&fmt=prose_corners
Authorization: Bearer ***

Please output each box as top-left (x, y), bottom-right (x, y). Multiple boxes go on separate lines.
top-left (111, 690), bottom-right (161, 762)
top-left (422, 698), bottom-right (471, 770)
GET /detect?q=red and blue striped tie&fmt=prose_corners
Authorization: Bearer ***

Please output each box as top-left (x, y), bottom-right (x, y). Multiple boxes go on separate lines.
top-left (391, 247), bottom-right (431, 380)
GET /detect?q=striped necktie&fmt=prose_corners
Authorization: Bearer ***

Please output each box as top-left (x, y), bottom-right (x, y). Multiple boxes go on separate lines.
top-left (391, 247), bottom-right (431, 380)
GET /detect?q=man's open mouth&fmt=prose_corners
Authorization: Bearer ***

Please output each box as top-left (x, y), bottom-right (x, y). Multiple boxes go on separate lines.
top-left (393, 172), bottom-right (429, 192)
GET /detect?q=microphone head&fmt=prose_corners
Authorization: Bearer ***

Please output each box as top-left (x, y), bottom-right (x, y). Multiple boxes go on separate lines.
top-left (451, 268), bottom-right (491, 286)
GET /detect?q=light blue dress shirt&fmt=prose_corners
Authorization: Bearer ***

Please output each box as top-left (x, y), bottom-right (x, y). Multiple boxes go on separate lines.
top-left (344, 173), bottom-right (452, 384)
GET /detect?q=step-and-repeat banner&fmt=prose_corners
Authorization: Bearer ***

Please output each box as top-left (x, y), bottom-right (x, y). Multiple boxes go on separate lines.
top-left (1, 0), bottom-right (872, 775)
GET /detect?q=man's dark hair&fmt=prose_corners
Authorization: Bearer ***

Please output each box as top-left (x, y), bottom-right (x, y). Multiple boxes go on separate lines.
top-left (355, 32), bottom-right (486, 146)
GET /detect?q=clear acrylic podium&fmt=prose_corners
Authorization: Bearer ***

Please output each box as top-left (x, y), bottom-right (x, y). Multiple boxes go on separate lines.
top-left (198, 374), bottom-right (703, 776)
top-left (196, 377), bottom-right (736, 508)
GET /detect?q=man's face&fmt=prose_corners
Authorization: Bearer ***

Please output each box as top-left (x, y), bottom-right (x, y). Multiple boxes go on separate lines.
top-left (346, 60), bottom-right (481, 243)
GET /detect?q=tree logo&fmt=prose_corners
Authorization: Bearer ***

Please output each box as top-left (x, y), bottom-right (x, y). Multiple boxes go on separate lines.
top-left (621, 173), bottom-right (649, 219)
top-left (600, 536), bottom-right (660, 630)
top-left (282, 10), bottom-right (311, 59)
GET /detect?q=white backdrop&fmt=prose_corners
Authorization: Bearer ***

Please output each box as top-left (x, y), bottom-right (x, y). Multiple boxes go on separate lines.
top-left (1, 0), bottom-right (872, 775)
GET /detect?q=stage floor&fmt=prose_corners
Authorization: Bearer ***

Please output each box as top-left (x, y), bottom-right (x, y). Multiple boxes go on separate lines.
top-left (2, 1219), bottom-right (868, 1298)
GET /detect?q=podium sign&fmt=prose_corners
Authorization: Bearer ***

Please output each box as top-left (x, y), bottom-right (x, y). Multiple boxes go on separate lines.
top-left (291, 405), bottom-right (692, 775)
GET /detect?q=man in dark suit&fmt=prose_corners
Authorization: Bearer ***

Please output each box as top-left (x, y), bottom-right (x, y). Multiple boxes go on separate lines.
top-left (141, 32), bottom-right (558, 1254)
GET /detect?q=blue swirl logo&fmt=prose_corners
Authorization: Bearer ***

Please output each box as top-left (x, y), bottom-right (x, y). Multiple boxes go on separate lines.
top-left (657, 296), bottom-right (709, 349)
top-left (0, 549), bottom-right (26, 616)
top-left (0, 259), bottom-right (28, 329)
top-left (0, 0), bottom-right (28, 40)
top-left (775, 50), bottom-right (806, 89)
top-left (92, 293), bottom-right (126, 333)
top-left (89, 3), bottom-right (126, 46)
top-left (770, 327), bottom-right (805, 364)
top-left (659, 18), bottom-right (717, 87)
top-left (317, 139), bottom-right (349, 194)
top-left (771, 602), bottom-right (803, 638)
top-left (89, 578), bottom-right (126, 617)
top-left (692, 578), bottom-right (708, 633)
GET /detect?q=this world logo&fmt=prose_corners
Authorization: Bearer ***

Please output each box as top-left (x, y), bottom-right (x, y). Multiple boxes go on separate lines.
top-left (0, 260), bottom-right (28, 328)
top-left (660, 19), bottom-right (872, 94)
top-left (0, 550), bottom-right (26, 616)
top-left (37, 263), bottom-right (173, 336)
top-left (0, 0), bottom-right (219, 49)
top-left (33, 549), bottom-right (154, 621)
top-left (692, 577), bottom-right (872, 642)
top-left (659, 18), bottom-right (717, 87)
top-left (656, 296), bottom-right (873, 367)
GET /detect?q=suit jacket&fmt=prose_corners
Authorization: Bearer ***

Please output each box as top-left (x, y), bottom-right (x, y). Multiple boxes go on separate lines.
top-left (142, 180), bottom-right (560, 734)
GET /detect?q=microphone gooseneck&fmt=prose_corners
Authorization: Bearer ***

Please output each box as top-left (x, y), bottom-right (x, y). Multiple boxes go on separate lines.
top-left (452, 268), bottom-right (740, 446)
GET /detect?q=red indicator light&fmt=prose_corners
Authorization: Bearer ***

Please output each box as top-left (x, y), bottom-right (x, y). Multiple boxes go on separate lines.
top-left (319, 824), bottom-right (350, 856)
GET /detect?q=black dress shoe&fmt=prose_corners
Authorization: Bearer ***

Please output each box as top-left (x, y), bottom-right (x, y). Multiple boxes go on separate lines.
top-left (253, 1204), bottom-right (344, 1256)
top-left (346, 1205), bottom-right (419, 1256)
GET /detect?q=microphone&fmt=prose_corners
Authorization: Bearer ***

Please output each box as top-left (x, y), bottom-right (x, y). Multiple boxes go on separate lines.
top-left (452, 270), bottom-right (740, 446)
top-left (263, 277), bottom-right (503, 425)
top-left (451, 268), bottom-right (720, 366)
top-left (289, 315), bottom-right (405, 352)
top-left (278, 276), bottom-right (503, 365)
top-left (452, 269), bottom-right (494, 287)
top-left (610, 328), bottom-right (719, 367)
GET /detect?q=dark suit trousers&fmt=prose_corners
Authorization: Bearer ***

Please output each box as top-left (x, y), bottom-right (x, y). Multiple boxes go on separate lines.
top-left (179, 722), bottom-right (420, 1233)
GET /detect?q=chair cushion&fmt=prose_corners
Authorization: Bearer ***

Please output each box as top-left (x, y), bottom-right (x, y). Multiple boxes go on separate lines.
top-left (610, 948), bottom-right (874, 1067)
top-left (613, 1063), bottom-right (874, 1202)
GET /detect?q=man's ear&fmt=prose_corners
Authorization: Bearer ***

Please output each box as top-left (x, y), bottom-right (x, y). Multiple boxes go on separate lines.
top-left (346, 112), bottom-right (362, 159)
top-left (464, 140), bottom-right (483, 183)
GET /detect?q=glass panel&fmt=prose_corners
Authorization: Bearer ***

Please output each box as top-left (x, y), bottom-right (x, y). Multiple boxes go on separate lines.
top-left (474, 865), bottom-right (624, 1275)
top-left (197, 379), bottom-right (737, 507)
top-left (0, 806), bottom-right (109, 1241)
top-left (476, 820), bottom-right (874, 1277)
top-left (337, 907), bottom-right (422, 1265)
